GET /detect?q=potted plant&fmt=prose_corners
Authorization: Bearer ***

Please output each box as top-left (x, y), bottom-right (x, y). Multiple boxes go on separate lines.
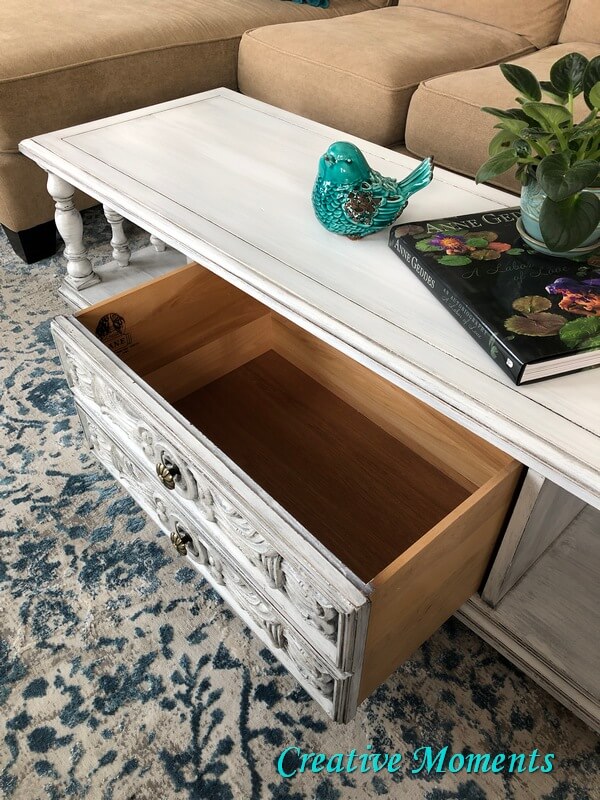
top-left (476, 52), bottom-right (600, 256)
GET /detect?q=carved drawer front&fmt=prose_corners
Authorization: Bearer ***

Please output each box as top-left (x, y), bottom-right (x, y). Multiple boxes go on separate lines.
top-left (76, 405), bottom-right (354, 720)
top-left (54, 323), bottom-right (367, 675)
top-left (52, 264), bottom-right (523, 723)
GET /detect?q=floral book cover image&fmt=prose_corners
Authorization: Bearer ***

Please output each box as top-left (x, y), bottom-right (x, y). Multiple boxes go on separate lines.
top-left (389, 207), bottom-right (600, 385)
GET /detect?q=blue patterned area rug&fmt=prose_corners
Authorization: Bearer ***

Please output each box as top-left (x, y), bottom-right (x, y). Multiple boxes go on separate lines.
top-left (1, 209), bottom-right (598, 800)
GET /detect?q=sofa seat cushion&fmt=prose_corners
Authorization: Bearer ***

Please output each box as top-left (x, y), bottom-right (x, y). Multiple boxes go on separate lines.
top-left (0, 0), bottom-right (388, 152)
top-left (238, 7), bottom-right (534, 146)
top-left (405, 43), bottom-right (599, 194)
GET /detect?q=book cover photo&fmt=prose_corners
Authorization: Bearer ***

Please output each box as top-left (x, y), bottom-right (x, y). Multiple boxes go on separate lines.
top-left (389, 208), bottom-right (600, 384)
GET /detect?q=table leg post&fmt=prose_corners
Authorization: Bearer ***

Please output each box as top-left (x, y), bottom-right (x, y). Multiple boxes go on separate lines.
top-left (104, 205), bottom-right (131, 267)
top-left (150, 234), bottom-right (166, 252)
top-left (47, 172), bottom-right (99, 290)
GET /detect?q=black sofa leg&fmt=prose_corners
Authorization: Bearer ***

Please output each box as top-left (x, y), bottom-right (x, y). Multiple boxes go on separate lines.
top-left (2, 220), bottom-right (58, 264)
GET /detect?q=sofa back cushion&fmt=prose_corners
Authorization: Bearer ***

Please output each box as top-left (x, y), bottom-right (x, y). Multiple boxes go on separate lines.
top-left (395, 1), bottom-right (569, 47)
top-left (559, 0), bottom-right (600, 43)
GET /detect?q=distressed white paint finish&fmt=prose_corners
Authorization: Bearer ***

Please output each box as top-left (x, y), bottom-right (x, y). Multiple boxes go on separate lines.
top-left (59, 244), bottom-right (188, 310)
top-left (47, 172), bottom-right (99, 290)
top-left (482, 471), bottom-right (587, 606)
top-left (150, 234), bottom-right (166, 252)
top-left (103, 205), bottom-right (131, 267)
top-left (459, 505), bottom-right (600, 732)
top-left (51, 318), bottom-right (370, 694)
top-left (20, 91), bottom-right (600, 508)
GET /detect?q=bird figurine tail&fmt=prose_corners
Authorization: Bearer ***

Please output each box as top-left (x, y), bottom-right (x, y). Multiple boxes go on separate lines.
top-left (397, 156), bottom-right (435, 200)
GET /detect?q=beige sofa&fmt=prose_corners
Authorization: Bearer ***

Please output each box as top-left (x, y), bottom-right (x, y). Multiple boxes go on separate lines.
top-left (4, 0), bottom-right (597, 262)
top-left (1, 0), bottom-right (389, 261)
top-left (239, 0), bottom-right (598, 193)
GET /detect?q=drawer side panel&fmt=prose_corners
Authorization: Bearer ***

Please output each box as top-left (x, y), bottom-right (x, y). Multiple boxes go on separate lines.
top-left (359, 460), bottom-right (523, 701)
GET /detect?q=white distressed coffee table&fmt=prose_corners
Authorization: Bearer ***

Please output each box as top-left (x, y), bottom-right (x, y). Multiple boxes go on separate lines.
top-left (20, 89), bottom-right (599, 728)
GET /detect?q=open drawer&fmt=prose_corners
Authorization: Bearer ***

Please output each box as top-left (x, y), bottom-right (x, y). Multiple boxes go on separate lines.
top-left (52, 262), bottom-right (522, 722)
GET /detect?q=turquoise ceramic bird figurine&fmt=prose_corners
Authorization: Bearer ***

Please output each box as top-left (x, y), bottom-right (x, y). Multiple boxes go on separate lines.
top-left (312, 141), bottom-right (434, 238)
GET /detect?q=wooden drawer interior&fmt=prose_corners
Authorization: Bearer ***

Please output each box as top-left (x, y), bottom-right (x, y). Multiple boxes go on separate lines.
top-left (77, 262), bottom-right (522, 704)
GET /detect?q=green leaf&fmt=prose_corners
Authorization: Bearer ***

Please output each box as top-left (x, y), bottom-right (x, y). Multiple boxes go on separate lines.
top-left (550, 51), bottom-right (589, 97)
top-left (437, 255), bottom-right (472, 266)
top-left (513, 139), bottom-right (531, 158)
top-left (540, 80), bottom-right (567, 104)
top-left (507, 248), bottom-right (525, 255)
top-left (572, 108), bottom-right (600, 128)
top-left (488, 130), bottom-right (515, 156)
top-left (582, 334), bottom-right (600, 350)
top-left (539, 192), bottom-right (600, 251)
top-left (512, 296), bottom-right (551, 313)
top-left (475, 231), bottom-right (499, 243)
top-left (415, 240), bottom-right (443, 252)
top-left (500, 63), bottom-right (542, 101)
top-left (471, 248), bottom-right (501, 261)
top-left (466, 237), bottom-right (491, 248)
top-left (522, 102), bottom-right (571, 131)
top-left (519, 127), bottom-right (551, 141)
top-left (589, 81), bottom-right (600, 109)
top-left (481, 107), bottom-right (533, 123)
top-left (568, 127), bottom-right (594, 142)
top-left (515, 164), bottom-right (527, 183)
top-left (559, 317), bottom-right (600, 350)
top-left (583, 56), bottom-right (600, 110)
top-left (583, 110), bottom-right (599, 126)
top-left (504, 312), bottom-right (566, 337)
top-left (475, 151), bottom-right (519, 184)
top-left (494, 118), bottom-right (528, 136)
top-left (519, 165), bottom-right (536, 186)
top-left (537, 153), bottom-right (600, 202)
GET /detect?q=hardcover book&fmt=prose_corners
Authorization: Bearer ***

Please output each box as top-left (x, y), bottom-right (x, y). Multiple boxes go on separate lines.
top-left (389, 208), bottom-right (600, 384)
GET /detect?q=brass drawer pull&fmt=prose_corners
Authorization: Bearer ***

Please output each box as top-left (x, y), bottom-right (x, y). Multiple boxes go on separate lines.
top-left (170, 524), bottom-right (197, 557)
top-left (156, 459), bottom-right (180, 490)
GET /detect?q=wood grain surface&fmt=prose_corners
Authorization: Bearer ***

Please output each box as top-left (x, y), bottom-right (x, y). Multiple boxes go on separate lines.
top-left (360, 459), bottom-right (522, 699)
top-left (273, 316), bottom-right (511, 491)
top-left (176, 351), bottom-right (468, 581)
top-left (77, 262), bottom-right (269, 375)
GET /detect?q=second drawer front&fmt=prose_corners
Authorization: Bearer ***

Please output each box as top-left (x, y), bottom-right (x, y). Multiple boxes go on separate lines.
top-left (76, 404), bottom-right (360, 721)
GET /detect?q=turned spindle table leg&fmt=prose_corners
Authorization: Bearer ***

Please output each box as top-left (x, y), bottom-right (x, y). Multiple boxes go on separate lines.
top-left (103, 205), bottom-right (131, 267)
top-left (47, 172), bottom-right (100, 290)
top-left (150, 234), bottom-right (166, 252)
